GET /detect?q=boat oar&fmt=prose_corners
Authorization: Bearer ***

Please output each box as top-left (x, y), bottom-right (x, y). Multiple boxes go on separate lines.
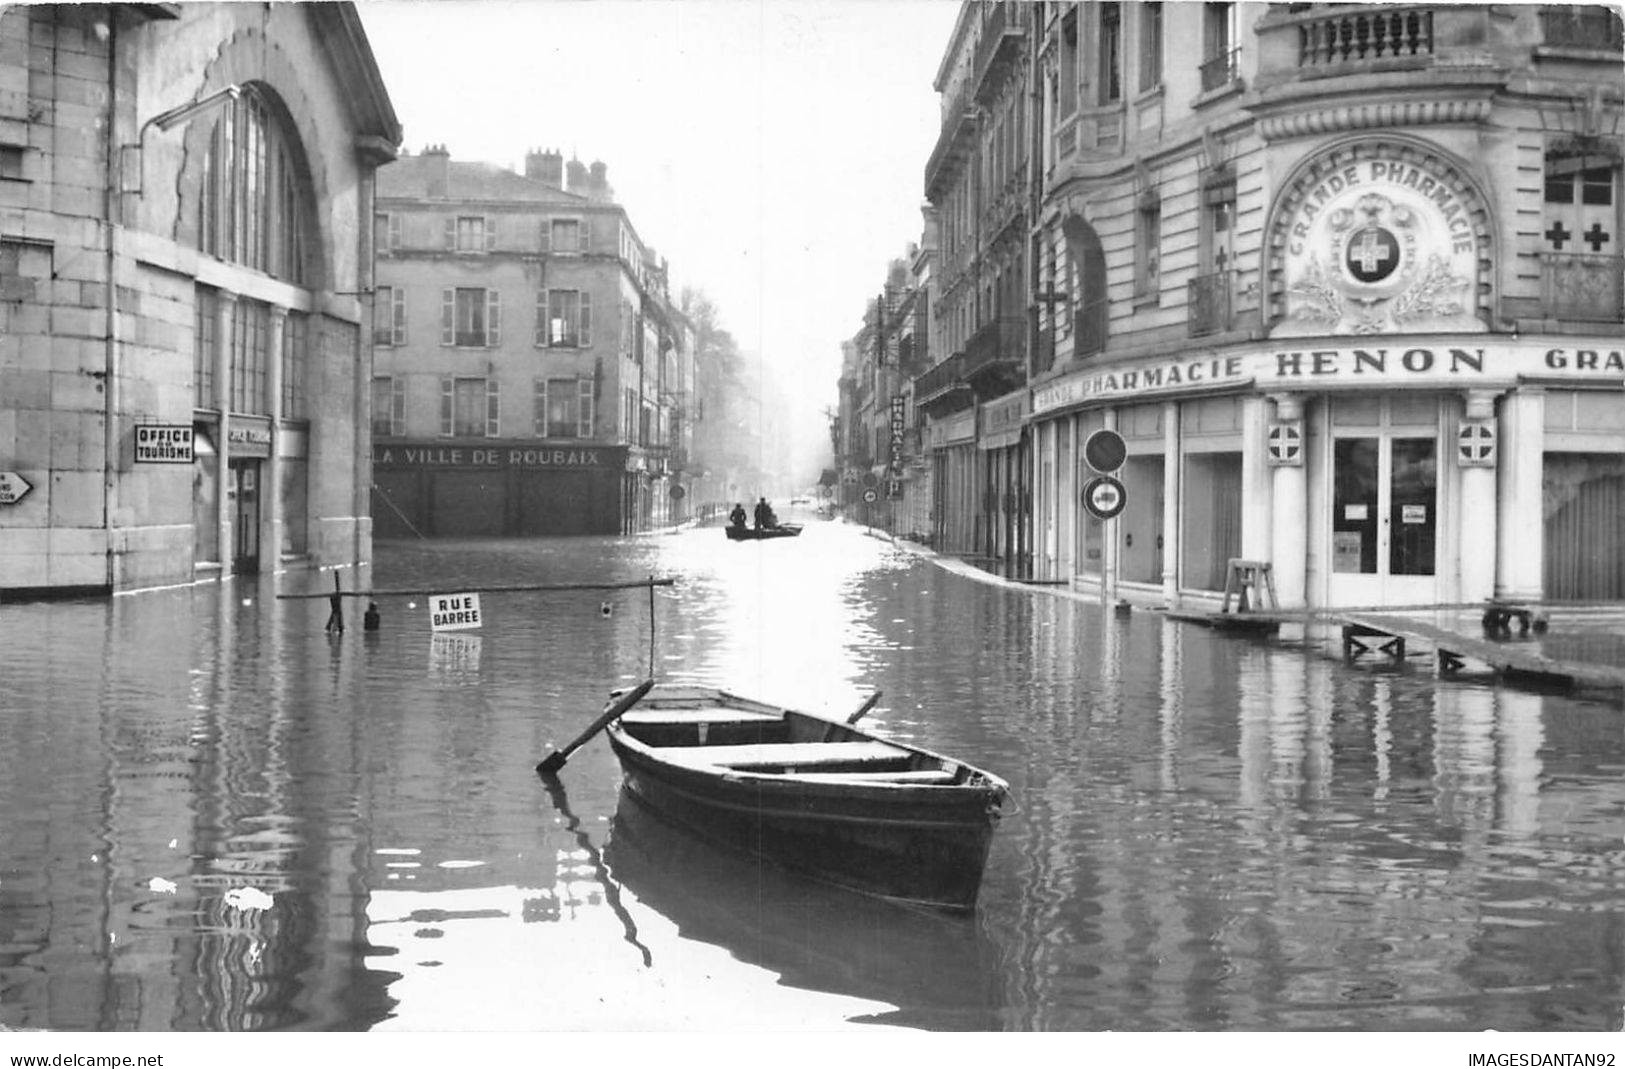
top-left (846, 690), bottom-right (882, 724)
top-left (536, 679), bottom-right (655, 777)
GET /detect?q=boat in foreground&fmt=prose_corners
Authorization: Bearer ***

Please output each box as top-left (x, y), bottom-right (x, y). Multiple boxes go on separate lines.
top-left (724, 523), bottom-right (802, 541)
top-left (602, 683), bottom-right (1009, 911)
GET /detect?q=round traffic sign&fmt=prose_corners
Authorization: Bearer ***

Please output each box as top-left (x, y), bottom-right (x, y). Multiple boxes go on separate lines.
top-left (861, 488), bottom-right (878, 503)
top-left (1083, 429), bottom-right (1127, 473)
top-left (1081, 475), bottom-right (1126, 520)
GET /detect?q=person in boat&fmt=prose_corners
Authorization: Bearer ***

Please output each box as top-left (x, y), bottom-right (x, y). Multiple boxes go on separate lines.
top-left (753, 497), bottom-right (777, 530)
top-left (728, 502), bottom-right (748, 529)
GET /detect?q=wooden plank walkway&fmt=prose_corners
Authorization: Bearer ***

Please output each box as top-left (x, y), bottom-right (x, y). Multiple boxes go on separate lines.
top-left (1340, 612), bottom-right (1625, 693)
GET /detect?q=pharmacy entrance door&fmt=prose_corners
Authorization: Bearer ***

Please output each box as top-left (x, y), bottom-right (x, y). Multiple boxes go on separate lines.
top-left (1329, 428), bottom-right (1438, 608)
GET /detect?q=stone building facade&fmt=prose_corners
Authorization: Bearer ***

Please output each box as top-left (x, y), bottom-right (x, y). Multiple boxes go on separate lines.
top-left (0, 3), bottom-right (399, 596)
top-left (890, 2), bottom-right (1623, 608)
top-left (370, 147), bottom-right (694, 537)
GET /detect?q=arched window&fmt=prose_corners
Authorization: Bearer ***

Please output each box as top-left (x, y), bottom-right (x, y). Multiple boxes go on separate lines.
top-left (197, 85), bottom-right (310, 284)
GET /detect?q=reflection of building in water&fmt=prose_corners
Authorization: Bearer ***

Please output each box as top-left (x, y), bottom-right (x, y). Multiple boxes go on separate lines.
top-left (996, 600), bottom-right (1579, 1026)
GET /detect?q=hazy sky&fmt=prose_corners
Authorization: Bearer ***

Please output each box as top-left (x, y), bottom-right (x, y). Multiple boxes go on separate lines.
top-left (358, 0), bottom-right (959, 462)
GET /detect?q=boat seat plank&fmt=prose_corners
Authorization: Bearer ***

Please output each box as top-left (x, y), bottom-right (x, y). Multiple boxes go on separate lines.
top-left (788, 769), bottom-right (958, 784)
top-left (660, 740), bottom-right (906, 769)
top-left (620, 707), bottom-right (780, 726)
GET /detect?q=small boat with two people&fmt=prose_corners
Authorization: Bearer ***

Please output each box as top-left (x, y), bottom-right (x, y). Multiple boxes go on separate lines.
top-left (724, 498), bottom-right (802, 541)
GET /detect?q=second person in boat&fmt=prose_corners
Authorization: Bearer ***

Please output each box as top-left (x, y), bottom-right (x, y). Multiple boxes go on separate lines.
top-left (728, 502), bottom-right (748, 529)
top-left (753, 497), bottom-right (777, 530)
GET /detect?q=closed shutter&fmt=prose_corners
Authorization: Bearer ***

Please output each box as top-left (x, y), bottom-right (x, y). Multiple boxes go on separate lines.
top-left (441, 289), bottom-right (454, 345)
top-left (535, 289), bottom-right (548, 347)
top-left (485, 379), bottom-right (500, 437)
top-left (578, 379), bottom-right (594, 438)
top-left (440, 378), bottom-right (453, 436)
top-left (487, 290), bottom-right (502, 347)
top-left (389, 214), bottom-right (402, 250)
top-left (539, 217), bottom-right (551, 253)
top-left (485, 215), bottom-right (497, 252)
top-left (391, 377), bottom-right (406, 431)
top-left (443, 217), bottom-right (456, 250)
top-left (579, 292), bottom-right (592, 347)
top-left (392, 288), bottom-right (406, 345)
top-left (580, 217), bottom-right (592, 253)
top-left (533, 379), bottom-right (547, 436)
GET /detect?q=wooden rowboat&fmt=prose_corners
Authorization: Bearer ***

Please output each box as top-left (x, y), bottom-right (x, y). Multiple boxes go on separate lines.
top-left (724, 523), bottom-right (802, 541)
top-left (603, 683), bottom-right (1009, 912)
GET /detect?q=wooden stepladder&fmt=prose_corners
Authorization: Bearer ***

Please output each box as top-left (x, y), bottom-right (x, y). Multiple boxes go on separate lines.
top-left (1220, 559), bottom-right (1278, 614)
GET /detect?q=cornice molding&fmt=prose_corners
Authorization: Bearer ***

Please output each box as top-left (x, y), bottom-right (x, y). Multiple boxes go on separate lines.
top-left (1258, 98), bottom-right (1495, 143)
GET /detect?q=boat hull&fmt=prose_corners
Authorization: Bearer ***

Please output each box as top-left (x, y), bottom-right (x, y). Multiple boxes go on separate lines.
top-left (724, 524), bottom-right (801, 540)
top-left (603, 689), bottom-right (1004, 911)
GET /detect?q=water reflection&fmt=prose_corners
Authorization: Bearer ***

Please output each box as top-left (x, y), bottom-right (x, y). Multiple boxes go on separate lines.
top-left (0, 520), bottom-right (1620, 1031)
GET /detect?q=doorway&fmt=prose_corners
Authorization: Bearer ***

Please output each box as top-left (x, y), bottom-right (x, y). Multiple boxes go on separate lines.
top-left (1329, 429), bottom-right (1438, 606)
top-left (230, 460), bottom-right (260, 574)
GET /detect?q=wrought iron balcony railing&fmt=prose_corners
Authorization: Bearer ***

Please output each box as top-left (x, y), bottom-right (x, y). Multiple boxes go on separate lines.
top-left (1542, 253), bottom-right (1624, 321)
top-left (962, 315), bottom-right (1027, 380)
top-left (914, 353), bottom-right (966, 403)
top-left (972, 3), bottom-right (1026, 105)
top-left (1541, 5), bottom-right (1624, 51)
top-left (1199, 47), bottom-right (1241, 92)
top-left (1187, 271), bottom-right (1234, 338)
top-left (1298, 8), bottom-right (1434, 66)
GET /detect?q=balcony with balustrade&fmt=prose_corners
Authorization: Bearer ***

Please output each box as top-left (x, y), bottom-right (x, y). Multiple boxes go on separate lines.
top-left (972, 3), bottom-right (1026, 106)
top-left (925, 84), bottom-right (978, 202)
top-left (1542, 253), bottom-right (1624, 322)
top-left (961, 315), bottom-right (1027, 399)
top-left (913, 352), bottom-right (973, 416)
top-left (1187, 271), bottom-right (1234, 339)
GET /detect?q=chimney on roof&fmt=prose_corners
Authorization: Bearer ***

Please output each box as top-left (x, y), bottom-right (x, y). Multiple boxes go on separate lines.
top-left (565, 157), bottom-right (589, 196)
top-left (422, 143), bottom-right (451, 198)
top-left (525, 147), bottom-right (564, 189)
top-left (588, 160), bottom-right (612, 201)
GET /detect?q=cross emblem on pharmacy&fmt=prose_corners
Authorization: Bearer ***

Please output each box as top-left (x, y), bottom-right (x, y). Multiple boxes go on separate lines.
top-left (1346, 226), bottom-right (1399, 283)
top-left (1584, 222), bottom-right (1611, 252)
top-left (1268, 421), bottom-right (1303, 466)
top-left (1458, 421), bottom-right (1496, 466)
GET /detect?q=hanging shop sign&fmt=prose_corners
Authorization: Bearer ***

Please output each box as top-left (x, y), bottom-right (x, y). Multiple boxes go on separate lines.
top-left (889, 395), bottom-right (907, 477)
top-left (1267, 421), bottom-right (1304, 466)
top-left (134, 424), bottom-right (194, 463)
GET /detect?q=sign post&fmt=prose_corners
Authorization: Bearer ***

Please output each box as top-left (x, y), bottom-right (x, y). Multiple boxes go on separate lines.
top-left (1082, 429), bottom-right (1128, 606)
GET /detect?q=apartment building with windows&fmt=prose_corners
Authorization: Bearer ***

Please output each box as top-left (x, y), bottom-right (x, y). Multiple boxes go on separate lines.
top-left (1018, 2), bottom-right (1624, 608)
top-left (370, 147), bottom-right (692, 537)
top-left (918, 1), bottom-right (1036, 574)
top-left (0, 3), bottom-right (400, 596)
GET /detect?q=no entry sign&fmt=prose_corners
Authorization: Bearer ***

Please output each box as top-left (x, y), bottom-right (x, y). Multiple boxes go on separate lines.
top-left (1083, 429), bottom-right (1127, 474)
top-left (1081, 475), bottom-right (1127, 520)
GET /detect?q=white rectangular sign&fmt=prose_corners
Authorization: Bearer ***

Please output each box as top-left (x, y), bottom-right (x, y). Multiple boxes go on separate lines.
top-left (134, 424), bottom-right (194, 463)
top-left (429, 592), bottom-right (483, 631)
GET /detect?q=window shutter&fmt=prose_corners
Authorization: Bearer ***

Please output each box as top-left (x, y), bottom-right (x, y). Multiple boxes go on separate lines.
top-left (443, 217), bottom-right (455, 250)
top-left (389, 215), bottom-right (402, 250)
top-left (485, 215), bottom-right (496, 252)
top-left (539, 217), bottom-right (551, 253)
top-left (579, 292), bottom-right (592, 347)
top-left (485, 379), bottom-right (500, 437)
top-left (440, 378), bottom-right (453, 435)
top-left (441, 289), bottom-right (454, 345)
top-left (535, 289), bottom-right (547, 347)
top-left (534, 379), bottom-right (547, 436)
top-left (580, 217), bottom-right (592, 253)
top-left (391, 377), bottom-right (405, 431)
top-left (392, 288), bottom-right (406, 345)
top-left (487, 290), bottom-right (502, 347)
top-left (579, 378), bottom-right (594, 438)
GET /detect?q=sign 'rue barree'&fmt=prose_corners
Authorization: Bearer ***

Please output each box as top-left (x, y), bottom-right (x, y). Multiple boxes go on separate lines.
top-left (429, 593), bottom-right (483, 631)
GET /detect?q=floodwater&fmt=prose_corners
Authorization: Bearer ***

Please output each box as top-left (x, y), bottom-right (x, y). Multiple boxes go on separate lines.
top-left (0, 516), bottom-right (1621, 1032)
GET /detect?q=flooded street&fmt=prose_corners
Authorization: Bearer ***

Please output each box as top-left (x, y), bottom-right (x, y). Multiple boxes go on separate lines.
top-left (1, 516), bottom-right (1621, 1032)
